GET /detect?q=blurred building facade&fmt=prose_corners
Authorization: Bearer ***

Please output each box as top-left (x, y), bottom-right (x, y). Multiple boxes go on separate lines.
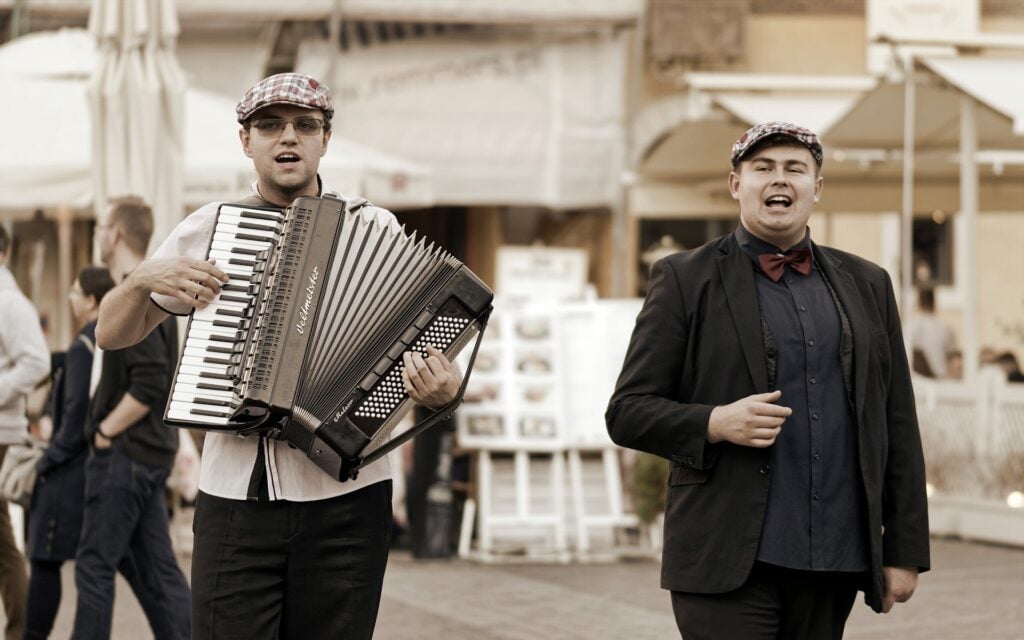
top-left (0, 0), bottom-right (1021, 371)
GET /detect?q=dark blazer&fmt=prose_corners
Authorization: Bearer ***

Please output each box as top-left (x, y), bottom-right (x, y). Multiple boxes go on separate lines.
top-left (606, 234), bottom-right (930, 612)
top-left (28, 322), bottom-right (95, 561)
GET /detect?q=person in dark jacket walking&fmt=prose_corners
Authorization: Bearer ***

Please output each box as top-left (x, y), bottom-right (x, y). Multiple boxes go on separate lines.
top-left (607, 122), bottom-right (930, 639)
top-left (71, 198), bottom-right (190, 640)
top-left (24, 266), bottom-right (114, 639)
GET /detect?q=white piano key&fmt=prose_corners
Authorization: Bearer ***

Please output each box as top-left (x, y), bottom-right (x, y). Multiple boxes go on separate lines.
top-left (180, 354), bottom-right (237, 368)
top-left (183, 340), bottom-right (239, 356)
top-left (179, 362), bottom-right (233, 376)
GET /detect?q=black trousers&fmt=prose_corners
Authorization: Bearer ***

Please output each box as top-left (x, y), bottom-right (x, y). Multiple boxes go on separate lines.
top-left (191, 481), bottom-right (393, 640)
top-left (671, 563), bottom-right (862, 640)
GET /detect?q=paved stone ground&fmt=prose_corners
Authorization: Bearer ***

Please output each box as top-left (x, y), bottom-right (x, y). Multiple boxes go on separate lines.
top-left (22, 537), bottom-right (1024, 639)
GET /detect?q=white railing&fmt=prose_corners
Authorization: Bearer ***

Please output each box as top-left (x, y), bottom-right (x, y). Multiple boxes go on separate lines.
top-left (915, 370), bottom-right (1024, 545)
top-left (916, 370), bottom-right (1024, 502)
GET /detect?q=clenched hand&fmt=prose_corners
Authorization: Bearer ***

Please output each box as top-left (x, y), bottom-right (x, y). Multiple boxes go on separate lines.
top-left (707, 390), bottom-right (792, 448)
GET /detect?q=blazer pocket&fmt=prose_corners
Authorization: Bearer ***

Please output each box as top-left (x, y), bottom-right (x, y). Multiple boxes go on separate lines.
top-left (669, 464), bottom-right (708, 486)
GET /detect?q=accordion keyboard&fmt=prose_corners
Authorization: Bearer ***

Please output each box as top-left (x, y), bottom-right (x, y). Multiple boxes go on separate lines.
top-left (165, 204), bottom-right (285, 427)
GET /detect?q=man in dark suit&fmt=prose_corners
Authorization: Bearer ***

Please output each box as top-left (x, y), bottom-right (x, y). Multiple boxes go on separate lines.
top-left (606, 122), bottom-right (930, 639)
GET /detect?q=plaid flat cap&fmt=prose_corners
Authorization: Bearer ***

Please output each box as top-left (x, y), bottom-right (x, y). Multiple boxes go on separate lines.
top-left (731, 121), bottom-right (823, 168)
top-left (236, 73), bottom-right (334, 123)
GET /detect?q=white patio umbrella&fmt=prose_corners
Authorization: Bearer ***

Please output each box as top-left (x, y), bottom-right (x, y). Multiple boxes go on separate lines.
top-left (88, 0), bottom-right (185, 250)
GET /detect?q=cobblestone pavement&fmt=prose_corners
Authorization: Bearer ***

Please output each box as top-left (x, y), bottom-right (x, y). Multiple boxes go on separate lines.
top-left (24, 537), bottom-right (1024, 639)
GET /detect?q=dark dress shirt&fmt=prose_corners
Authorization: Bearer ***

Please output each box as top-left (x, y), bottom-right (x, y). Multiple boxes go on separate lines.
top-left (735, 224), bottom-right (869, 572)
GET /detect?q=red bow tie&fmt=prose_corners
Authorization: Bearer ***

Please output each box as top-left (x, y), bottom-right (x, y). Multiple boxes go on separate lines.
top-left (758, 248), bottom-right (812, 282)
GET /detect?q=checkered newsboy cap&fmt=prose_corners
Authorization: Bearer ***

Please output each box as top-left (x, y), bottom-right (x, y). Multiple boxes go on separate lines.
top-left (236, 73), bottom-right (334, 123)
top-left (730, 121), bottom-right (823, 168)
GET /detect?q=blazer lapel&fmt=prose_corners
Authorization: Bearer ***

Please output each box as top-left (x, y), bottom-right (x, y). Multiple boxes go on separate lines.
top-left (814, 245), bottom-right (870, 421)
top-left (716, 236), bottom-right (769, 393)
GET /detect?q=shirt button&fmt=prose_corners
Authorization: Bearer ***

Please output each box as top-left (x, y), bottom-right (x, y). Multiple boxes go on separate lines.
top-left (808, 339), bottom-right (815, 346)
top-left (811, 413), bottom-right (819, 420)
top-left (814, 452), bottom-right (821, 461)
top-left (760, 464), bottom-right (771, 476)
top-left (786, 278), bottom-right (793, 284)
top-left (813, 493), bottom-right (820, 501)
top-left (809, 377), bottom-right (817, 384)
top-left (799, 305), bottom-right (807, 311)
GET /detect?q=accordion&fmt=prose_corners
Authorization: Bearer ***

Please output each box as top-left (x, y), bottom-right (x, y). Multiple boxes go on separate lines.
top-left (164, 195), bottom-right (493, 481)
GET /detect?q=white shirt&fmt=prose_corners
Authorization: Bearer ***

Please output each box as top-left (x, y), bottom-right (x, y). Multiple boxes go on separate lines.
top-left (148, 183), bottom-right (395, 501)
top-left (0, 265), bottom-right (50, 443)
top-left (910, 312), bottom-right (956, 378)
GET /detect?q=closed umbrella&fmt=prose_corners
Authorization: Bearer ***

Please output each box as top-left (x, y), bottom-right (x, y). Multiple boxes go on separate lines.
top-left (88, 0), bottom-right (185, 250)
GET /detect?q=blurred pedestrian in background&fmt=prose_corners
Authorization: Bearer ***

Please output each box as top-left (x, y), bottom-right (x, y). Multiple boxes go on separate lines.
top-left (91, 73), bottom-right (461, 640)
top-left (997, 351), bottom-right (1024, 383)
top-left (25, 266), bottom-right (114, 640)
top-left (910, 288), bottom-right (957, 378)
top-left (607, 122), bottom-right (930, 639)
top-left (72, 199), bottom-right (189, 640)
top-left (0, 224), bottom-right (50, 640)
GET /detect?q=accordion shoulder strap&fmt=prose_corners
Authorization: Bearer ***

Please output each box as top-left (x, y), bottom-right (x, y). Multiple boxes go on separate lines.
top-left (232, 194), bottom-right (374, 213)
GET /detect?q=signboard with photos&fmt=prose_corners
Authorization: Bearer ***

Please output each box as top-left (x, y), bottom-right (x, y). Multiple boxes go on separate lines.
top-left (457, 298), bottom-right (643, 450)
top-left (458, 245), bottom-right (641, 450)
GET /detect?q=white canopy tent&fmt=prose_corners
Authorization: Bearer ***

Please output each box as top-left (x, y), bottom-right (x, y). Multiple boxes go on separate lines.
top-left (295, 30), bottom-right (628, 209)
top-left (0, 28), bottom-right (434, 219)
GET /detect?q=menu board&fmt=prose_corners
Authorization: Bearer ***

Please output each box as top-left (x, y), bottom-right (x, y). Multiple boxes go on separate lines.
top-left (457, 298), bottom-right (643, 450)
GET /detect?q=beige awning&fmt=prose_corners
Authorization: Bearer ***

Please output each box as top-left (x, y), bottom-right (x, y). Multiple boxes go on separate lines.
top-left (824, 55), bottom-right (1024, 150)
top-left (632, 74), bottom-right (868, 178)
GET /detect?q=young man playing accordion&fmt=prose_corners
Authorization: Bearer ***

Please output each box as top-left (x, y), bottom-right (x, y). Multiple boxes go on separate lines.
top-left (95, 73), bottom-right (461, 639)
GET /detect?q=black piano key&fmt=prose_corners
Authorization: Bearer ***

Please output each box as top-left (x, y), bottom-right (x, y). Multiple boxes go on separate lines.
top-left (197, 382), bottom-right (234, 392)
top-left (203, 357), bottom-right (231, 365)
top-left (237, 222), bottom-right (278, 232)
top-left (190, 408), bottom-right (231, 418)
top-left (219, 294), bottom-right (251, 304)
top-left (230, 247), bottom-right (260, 256)
top-left (213, 319), bottom-right (241, 328)
top-left (236, 233), bottom-right (269, 242)
top-left (216, 308), bottom-right (245, 318)
top-left (239, 211), bottom-right (281, 222)
top-left (205, 345), bottom-right (234, 354)
top-left (208, 334), bottom-right (237, 343)
top-left (221, 283), bottom-right (248, 293)
top-left (229, 258), bottom-right (257, 267)
top-left (194, 397), bottom-right (236, 408)
top-left (199, 371), bottom-right (234, 380)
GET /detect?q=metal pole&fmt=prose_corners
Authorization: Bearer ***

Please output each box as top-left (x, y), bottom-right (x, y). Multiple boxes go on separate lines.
top-left (326, 0), bottom-right (341, 85)
top-left (901, 59), bottom-right (916, 340)
top-left (960, 93), bottom-right (979, 382)
top-left (612, 11), bottom-right (646, 298)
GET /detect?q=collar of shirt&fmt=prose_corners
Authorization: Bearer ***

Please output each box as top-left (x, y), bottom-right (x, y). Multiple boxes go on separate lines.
top-left (249, 176), bottom-right (340, 203)
top-left (734, 224), bottom-right (814, 274)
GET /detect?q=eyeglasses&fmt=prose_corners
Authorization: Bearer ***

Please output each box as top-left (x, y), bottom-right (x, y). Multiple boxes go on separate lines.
top-left (250, 118), bottom-right (326, 137)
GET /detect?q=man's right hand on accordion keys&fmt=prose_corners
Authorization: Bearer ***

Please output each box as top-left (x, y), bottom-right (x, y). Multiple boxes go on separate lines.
top-left (402, 344), bottom-right (463, 409)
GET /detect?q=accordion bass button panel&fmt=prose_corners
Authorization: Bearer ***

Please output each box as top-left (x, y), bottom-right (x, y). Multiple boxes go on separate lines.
top-left (165, 204), bottom-right (286, 429)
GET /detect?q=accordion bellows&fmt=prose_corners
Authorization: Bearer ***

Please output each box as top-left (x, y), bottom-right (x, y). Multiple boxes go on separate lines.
top-left (165, 196), bottom-right (493, 481)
